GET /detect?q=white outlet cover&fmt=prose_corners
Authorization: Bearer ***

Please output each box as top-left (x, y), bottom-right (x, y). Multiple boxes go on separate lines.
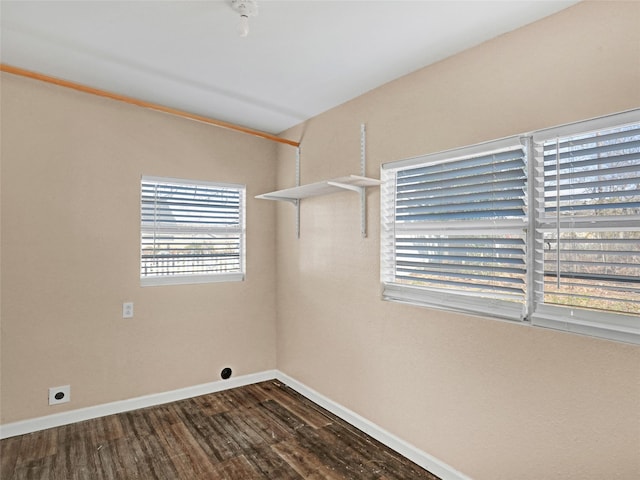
top-left (122, 302), bottom-right (134, 318)
top-left (49, 385), bottom-right (71, 405)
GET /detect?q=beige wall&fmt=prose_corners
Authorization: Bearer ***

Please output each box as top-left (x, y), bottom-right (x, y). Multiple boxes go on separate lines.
top-left (0, 74), bottom-right (278, 422)
top-left (276, 2), bottom-right (640, 480)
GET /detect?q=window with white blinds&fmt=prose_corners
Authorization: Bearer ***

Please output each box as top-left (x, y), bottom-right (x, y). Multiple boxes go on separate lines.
top-left (141, 176), bottom-right (245, 286)
top-left (530, 112), bottom-right (639, 343)
top-left (381, 137), bottom-right (529, 321)
top-left (381, 109), bottom-right (639, 343)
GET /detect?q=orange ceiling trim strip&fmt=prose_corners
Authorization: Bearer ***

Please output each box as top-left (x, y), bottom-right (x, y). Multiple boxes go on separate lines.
top-left (0, 64), bottom-right (300, 147)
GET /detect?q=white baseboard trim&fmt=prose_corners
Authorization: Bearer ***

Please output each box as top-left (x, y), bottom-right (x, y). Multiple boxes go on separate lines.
top-left (276, 371), bottom-right (472, 480)
top-left (1, 369), bottom-right (468, 480)
top-left (0, 370), bottom-right (277, 440)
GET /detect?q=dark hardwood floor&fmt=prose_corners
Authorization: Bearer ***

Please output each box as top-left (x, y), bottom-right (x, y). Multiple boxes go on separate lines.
top-left (1, 380), bottom-right (440, 479)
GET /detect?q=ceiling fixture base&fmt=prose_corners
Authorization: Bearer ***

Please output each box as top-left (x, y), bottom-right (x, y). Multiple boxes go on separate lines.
top-left (231, 0), bottom-right (258, 37)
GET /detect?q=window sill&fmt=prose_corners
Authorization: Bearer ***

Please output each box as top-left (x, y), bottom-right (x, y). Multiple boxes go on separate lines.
top-left (141, 272), bottom-right (244, 287)
top-left (531, 306), bottom-right (640, 345)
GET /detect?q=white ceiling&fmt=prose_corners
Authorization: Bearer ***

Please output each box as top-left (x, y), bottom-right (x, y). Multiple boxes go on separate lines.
top-left (1, 0), bottom-right (580, 135)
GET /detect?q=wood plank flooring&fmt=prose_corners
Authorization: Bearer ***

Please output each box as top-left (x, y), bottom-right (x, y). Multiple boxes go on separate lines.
top-left (1, 381), bottom-right (440, 479)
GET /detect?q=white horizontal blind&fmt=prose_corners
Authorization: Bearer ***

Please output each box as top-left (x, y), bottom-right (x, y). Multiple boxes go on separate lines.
top-left (382, 139), bottom-right (528, 321)
top-left (141, 177), bottom-right (245, 285)
top-left (533, 122), bottom-right (640, 317)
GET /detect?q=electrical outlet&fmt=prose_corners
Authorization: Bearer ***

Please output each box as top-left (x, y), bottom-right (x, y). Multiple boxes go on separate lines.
top-left (123, 302), bottom-right (134, 318)
top-left (49, 385), bottom-right (71, 405)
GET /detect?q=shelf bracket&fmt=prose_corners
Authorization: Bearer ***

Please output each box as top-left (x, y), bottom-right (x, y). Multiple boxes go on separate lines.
top-left (360, 123), bottom-right (367, 238)
top-left (326, 181), bottom-right (364, 194)
top-left (296, 146), bottom-right (301, 238)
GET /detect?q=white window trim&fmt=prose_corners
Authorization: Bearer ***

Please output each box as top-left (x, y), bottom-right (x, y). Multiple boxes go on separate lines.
top-left (141, 272), bottom-right (244, 287)
top-left (531, 305), bottom-right (639, 345)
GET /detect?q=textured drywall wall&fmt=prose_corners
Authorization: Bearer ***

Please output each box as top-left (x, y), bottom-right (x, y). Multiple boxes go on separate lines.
top-left (0, 73), bottom-right (278, 423)
top-left (275, 2), bottom-right (640, 479)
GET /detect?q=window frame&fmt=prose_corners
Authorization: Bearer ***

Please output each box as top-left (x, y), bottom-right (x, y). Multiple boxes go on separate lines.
top-left (529, 110), bottom-right (640, 343)
top-left (140, 176), bottom-right (246, 287)
top-left (381, 136), bottom-right (529, 322)
top-left (381, 109), bottom-right (640, 344)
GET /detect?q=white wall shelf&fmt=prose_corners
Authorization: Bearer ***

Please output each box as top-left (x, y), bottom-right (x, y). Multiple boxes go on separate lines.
top-left (255, 175), bottom-right (381, 203)
top-left (256, 124), bottom-right (378, 238)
